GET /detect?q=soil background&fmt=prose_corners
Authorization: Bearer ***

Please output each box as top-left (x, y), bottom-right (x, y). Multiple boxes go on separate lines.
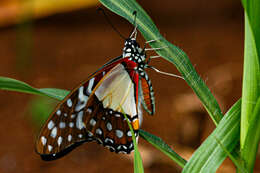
top-left (0, 0), bottom-right (259, 173)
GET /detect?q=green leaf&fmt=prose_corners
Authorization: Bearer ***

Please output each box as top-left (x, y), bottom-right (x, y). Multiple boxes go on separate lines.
top-left (99, 0), bottom-right (223, 125)
top-left (214, 136), bottom-right (247, 173)
top-left (0, 76), bottom-right (43, 96)
top-left (241, 97), bottom-right (260, 172)
top-left (240, 0), bottom-right (260, 171)
top-left (0, 76), bottom-right (69, 100)
top-left (139, 129), bottom-right (187, 168)
top-left (39, 88), bottom-right (69, 101)
top-left (240, 9), bottom-right (260, 149)
top-left (182, 100), bottom-right (241, 173)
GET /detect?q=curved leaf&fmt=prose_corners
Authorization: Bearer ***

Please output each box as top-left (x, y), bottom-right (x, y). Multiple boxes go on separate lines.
top-left (99, 0), bottom-right (223, 125)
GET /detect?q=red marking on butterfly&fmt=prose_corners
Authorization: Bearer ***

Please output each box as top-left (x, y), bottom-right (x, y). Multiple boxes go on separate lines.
top-left (35, 27), bottom-right (155, 161)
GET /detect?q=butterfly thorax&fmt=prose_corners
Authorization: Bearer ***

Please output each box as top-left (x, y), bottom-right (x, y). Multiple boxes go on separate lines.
top-left (122, 38), bottom-right (147, 75)
top-left (123, 39), bottom-right (145, 63)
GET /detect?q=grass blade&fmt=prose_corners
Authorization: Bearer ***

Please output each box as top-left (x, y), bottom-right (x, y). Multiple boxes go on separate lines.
top-left (182, 100), bottom-right (241, 173)
top-left (140, 129), bottom-right (187, 168)
top-left (122, 110), bottom-right (144, 173)
top-left (241, 97), bottom-right (260, 172)
top-left (214, 136), bottom-right (247, 173)
top-left (99, 0), bottom-right (223, 125)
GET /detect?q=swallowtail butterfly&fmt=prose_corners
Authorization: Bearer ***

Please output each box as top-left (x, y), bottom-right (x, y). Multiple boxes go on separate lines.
top-left (35, 16), bottom-right (157, 161)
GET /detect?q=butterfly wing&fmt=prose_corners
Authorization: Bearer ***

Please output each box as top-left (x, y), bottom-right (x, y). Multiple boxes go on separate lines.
top-left (83, 60), bottom-right (141, 153)
top-left (35, 57), bottom-right (127, 160)
top-left (35, 57), bottom-right (141, 159)
top-left (139, 71), bottom-right (155, 115)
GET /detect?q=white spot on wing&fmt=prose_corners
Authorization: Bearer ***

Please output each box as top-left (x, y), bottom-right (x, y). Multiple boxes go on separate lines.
top-left (96, 128), bottom-right (102, 135)
top-left (68, 134), bottom-right (72, 142)
top-left (59, 122), bottom-right (66, 129)
top-left (75, 86), bottom-right (88, 112)
top-left (76, 111), bottom-right (84, 130)
top-left (89, 118), bottom-right (96, 126)
top-left (87, 78), bottom-right (95, 95)
top-left (115, 130), bottom-right (123, 138)
top-left (67, 99), bottom-right (72, 107)
top-left (78, 134), bottom-right (83, 138)
top-left (48, 145), bottom-right (53, 152)
top-left (56, 110), bottom-right (61, 116)
top-left (105, 138), bottom-right (114, 144)
top-left (57, 136), bottom-right (63, 146)
top-left (115, 113), bottom-right (121, 118)
top-left (106, 122), bottom-right (112, 131)
top-left (41, 136), bottom-right (47, 146)
top-left (117, 145), bottom-right (122, 150)
top-left (87, 108), bottom-right (92, 114)
top-left (69, 122), bottom-right (74, 128)
top-left (71, 114), bottom-right (76, 119)
top-left (127, 131), bottom-right (132, 137)
top-left (48, 120), bottom-right (55, 130)
top-left (50, 127), bottom-right (57, 138)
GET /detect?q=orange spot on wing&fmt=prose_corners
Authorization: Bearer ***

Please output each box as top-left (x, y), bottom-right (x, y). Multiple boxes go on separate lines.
top-left (132, 119), bottom-right (139, 130)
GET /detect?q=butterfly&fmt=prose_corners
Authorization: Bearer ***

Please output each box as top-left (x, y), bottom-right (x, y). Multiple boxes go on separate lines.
top-left (35, 19), bottom-right (159, 160)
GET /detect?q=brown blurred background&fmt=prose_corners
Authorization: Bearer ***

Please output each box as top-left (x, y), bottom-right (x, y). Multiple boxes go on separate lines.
top-left (0, 0), bottom-right (259, 172)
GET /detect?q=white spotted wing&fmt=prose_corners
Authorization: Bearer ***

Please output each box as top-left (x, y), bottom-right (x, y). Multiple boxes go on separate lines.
top-left (35, 58), bottom-right (124, 160)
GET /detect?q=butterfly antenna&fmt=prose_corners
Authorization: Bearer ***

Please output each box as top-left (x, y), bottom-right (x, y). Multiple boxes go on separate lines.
top-left (97, 8), bottom-right (126, 40)
top-left (130, 11), bottom-right (138, 39)
top-left (148, 66), bottom-right (184, 80)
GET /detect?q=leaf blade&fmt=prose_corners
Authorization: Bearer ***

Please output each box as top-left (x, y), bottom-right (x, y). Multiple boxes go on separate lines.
top-left (99, 0), bottom-right (223, 125)
top-left (140, 129), bottom-right (187, 168)
top-left (182, 100), bottom-right (241, 173)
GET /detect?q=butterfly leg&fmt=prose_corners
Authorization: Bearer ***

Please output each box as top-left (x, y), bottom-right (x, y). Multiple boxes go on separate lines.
top-left (145, 37), bottom-right (162, 44)
top-left (142, 38), bottom-right (162, 52)
top-left (145, 46), bottom-right (168, 51)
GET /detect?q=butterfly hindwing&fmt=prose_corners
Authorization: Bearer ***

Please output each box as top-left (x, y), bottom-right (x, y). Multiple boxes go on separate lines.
top-left (82, 95), bottom-right (137, 153)
top-left (140, 71), bottom-right (155, 115)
